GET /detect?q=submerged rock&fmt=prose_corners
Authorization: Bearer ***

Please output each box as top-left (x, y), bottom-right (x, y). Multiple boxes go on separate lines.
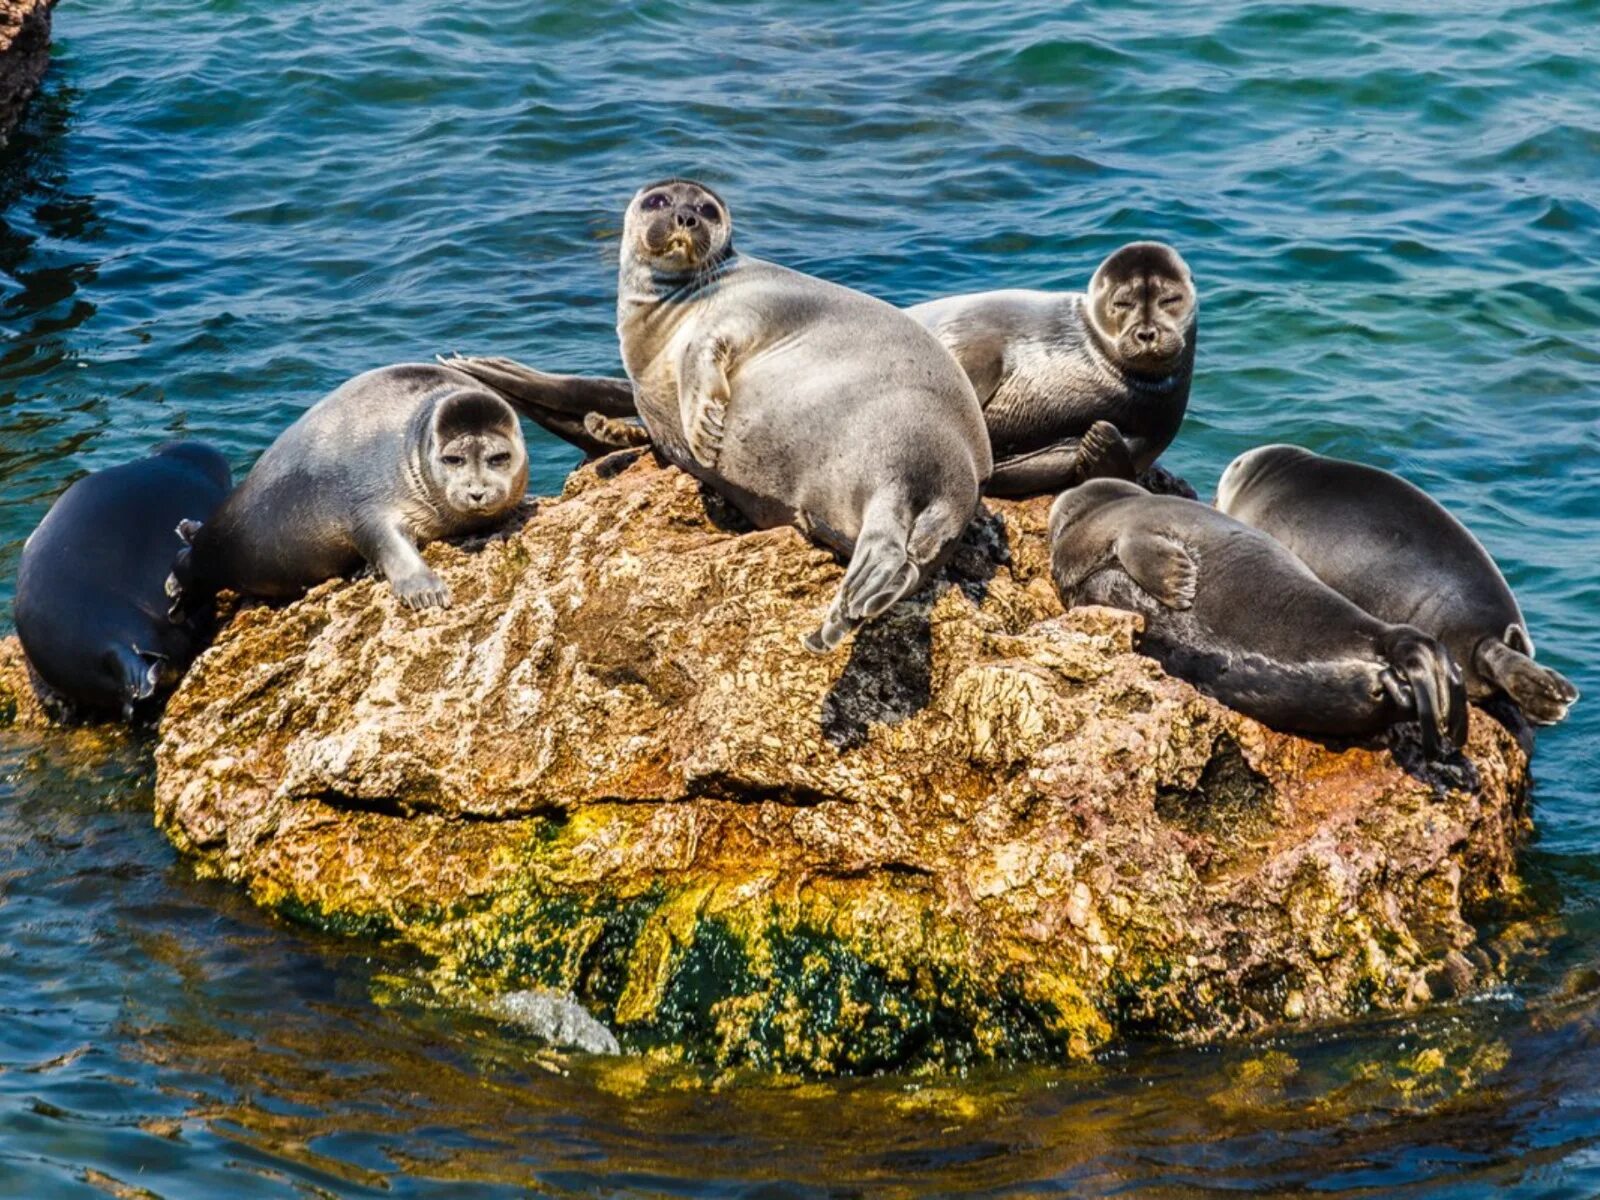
top-left (486, 988), bottom-right (622, 1056)
top-left (147, 453), bottom-right (1530, 1074)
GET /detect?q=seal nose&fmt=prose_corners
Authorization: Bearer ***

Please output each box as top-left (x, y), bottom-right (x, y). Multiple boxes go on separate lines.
top-left (675, 209), bottom-right (699, 230)
top-left (1133, 325), bottom-right (1158, 348)
top-left (467, 487), bottom-right (488, 506)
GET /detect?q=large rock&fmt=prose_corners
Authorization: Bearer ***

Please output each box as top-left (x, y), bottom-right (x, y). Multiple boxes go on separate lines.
top-left (0, 0), bottom-right (56, 142)
top-left (144, 454), bottom-right (1529, 1074)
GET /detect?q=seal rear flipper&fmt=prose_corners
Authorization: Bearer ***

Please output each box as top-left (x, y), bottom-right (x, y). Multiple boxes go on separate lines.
top-left (438, 354), bottom-right (637, 418)
top-left (1475, 633), bottom-right (1579, 725)
top-left (1382, 630), bottom-right (1467, 760)
top-left (107, 644), bottom-right (169, 722)
top-left (1112, 530), bottom-right (1198, 610)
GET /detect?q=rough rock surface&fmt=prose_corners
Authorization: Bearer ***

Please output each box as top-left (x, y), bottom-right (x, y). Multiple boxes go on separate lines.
top-left (143, 453), bottom-right (1530, 1074)
top-left (0, 0), bottom-right (56, 142)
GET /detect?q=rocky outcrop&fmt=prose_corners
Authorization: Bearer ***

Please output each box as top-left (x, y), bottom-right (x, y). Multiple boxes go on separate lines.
top-left (0, 0), bottom-right (56, 142)
top-left (143, 453), bottom-right (1530, 1074)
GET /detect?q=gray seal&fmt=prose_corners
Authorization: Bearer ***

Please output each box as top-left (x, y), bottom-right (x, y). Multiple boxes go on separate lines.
top-left (594, 176), bottom-right (990, 652)
top-left (907, 241), bottom-right (1196, 496)
top-left (171, 363), bottom-right (528, 614)
top-left (1217, 444), bottom-right (1578, 725)
top-left (1049, 478), bottom-right (1468, 759)
top-left (14, 441), bottom-right (232, 721)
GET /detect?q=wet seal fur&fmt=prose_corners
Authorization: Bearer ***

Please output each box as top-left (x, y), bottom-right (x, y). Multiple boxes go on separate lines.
top-left (602, 176), bottom-right (991, 652)
top-left (14, 441), bottom-right (232, 721)
top-left (908, 242), bottom-right (1196, 497)
top-left (1049, 478), bottom-right (1468, 759)
top-left (1218, 444), bottom-right (1578, 725)
top-left (171, 363), bottom-right (528, 614)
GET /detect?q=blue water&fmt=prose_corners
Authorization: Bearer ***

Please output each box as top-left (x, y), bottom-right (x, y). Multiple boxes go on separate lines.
top-left (2, 1), bottom-right (1599, 1194)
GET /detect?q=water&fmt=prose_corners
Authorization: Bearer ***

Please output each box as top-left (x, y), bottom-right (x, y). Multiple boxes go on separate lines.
top-left (2, 1), bottom-right (1598, 1193)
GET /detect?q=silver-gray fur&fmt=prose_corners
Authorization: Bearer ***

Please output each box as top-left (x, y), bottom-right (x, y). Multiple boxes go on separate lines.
top-left (1049, 478), bottom-right (1468, 759)
top-left (907, 242), bottom-right (1196, 496)
top-left (171, 363), bottom-right (529, 613)
top-left (608, 177), bottom-right (992, 652)
top-left (1217, 444), bottom-right (1578, 725)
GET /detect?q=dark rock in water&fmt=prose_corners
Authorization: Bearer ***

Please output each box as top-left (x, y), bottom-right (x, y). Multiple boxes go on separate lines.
top-left (147, 455), bottom-right (1532, 1076)
top-left (487, 988), bottom-right (622, 1055)
top-left (1, 0), bottom-right (58, 142)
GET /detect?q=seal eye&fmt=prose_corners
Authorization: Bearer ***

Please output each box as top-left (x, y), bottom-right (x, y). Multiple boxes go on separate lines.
top-left (1111, 298), bottom-right (1135, 313)
top-left (487, 452), bottom-right (512, 469)
top-left (1159, 294), bottom-right (1186, 310)
top-left (696, 201), bottom-right (720, 221)
top-left (641, 192), bottom-right (671, 211)
top-left (441, 454), bottom-right (466, 467)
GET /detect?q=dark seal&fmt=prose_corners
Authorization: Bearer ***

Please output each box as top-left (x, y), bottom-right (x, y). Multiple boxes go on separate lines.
top-left (14, 441), bottom-right (232, 721)
top-left (1049, 478), bottom-right (1468, 759)
top-left (1217, 444), bottom-right (1578, 725)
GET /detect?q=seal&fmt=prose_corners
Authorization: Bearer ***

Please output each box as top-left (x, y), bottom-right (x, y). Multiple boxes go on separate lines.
top-left (597, 176), bottom-right (991, 652)
top-left (170, 363), bottom-right (528, 613)
top-left (1217, 444), bottom-right (1578, 725)
top-left (907, 242), bottom-right (1196, 496)
top-left (1049, 478), bottom-right (1468, 758)
top-left (14, 441), bottom-right (232, 721)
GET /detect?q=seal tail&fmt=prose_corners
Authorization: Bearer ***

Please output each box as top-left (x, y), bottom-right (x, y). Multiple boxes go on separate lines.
top-left (1382, 629), bottom-right (1469, 761)
top-left (1475, 632), bottom-right (1578, 725)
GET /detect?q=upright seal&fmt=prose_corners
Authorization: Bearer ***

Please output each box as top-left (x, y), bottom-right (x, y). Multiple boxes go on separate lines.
top-left (1217, 444), bottom-right (1578, 724)
top-left (171, 363), bottom-right (528, 613)
top-left (597, 177), bottom-right (992, 652)
top-left (1049, 478), bottom-right (1467, 758)
top-left (14, 441), bottom-right (232, 720)
top-left (907, 242), bottom-right (1196, 496)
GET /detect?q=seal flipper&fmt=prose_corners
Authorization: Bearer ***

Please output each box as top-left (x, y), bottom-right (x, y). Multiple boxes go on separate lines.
top-left (1074, 420), bottom-right (1137, 483)
top-left (1382, 629), bottom-right (1468, 760)
top-left (1475, 630), bottom-right (1578, 725)
top-left (106, 644), bottom-right (165, 722)
top-left (678, 337), bottom-right (733, 468)
top-left (583, 412), bottom-right (652, 449)
top-left (1113, 530), bottom-right (1198, 610)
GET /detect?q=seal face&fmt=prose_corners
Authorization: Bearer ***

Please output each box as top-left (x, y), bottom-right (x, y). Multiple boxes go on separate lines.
top-left (174, 363), bottom-right (529, 613)
top-left (14, 441), bottom-right (232, 721)
top-left (1048, 479), bottom-right (1468, 759)
top-left (1217, 444), bottom-right (1578, 725)
top-left (613, 177), bottom-right (992, 652)
top-left (908, 241), bottom-right (1197, 496)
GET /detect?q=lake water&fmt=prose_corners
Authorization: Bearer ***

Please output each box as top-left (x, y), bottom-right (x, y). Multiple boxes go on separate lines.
top-left (2, 1), bottom-right (1599, 1195)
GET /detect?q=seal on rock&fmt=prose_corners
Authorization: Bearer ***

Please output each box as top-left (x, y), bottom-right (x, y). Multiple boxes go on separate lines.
top-left (1217, 444), bottom-right (1578, 724)
top-left (14, 441), bottom-right (232, 720)
top-left (587, 176), bottom-right (990, 652)
top-left (170, 363), bottom-right (528, 614)
top-left (907, 242), bottom-right (1196, 496)
top-left (1049, 478), bottom-right (1468, 758)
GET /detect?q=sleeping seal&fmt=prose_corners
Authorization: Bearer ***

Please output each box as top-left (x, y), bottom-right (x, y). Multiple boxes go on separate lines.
top-left (593, 176), bottom-right (991, 652)
top-left (14, 441), bottom-right (232, 721)
top-left (170, 363), bottom-right (528, 614)
top-left (1049, 478), bottom-right (1467, 759)
top-left (1217, 444), bottom-right (1578, 724)
top-left (907, 242), bottom-right (1196, 496)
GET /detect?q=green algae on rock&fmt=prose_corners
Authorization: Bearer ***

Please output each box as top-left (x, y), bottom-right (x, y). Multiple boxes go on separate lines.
top-left (147, 454), bottom-right (1531, 1074)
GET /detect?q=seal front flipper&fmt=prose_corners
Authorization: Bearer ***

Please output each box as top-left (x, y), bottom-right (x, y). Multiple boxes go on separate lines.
top-left (678, 336), bottom-right (736, 468)
top-left (1476, 627), bottom-right (1578, 725)
top-left (1075, 420), bottom-right (1137, 482)
top-left (1113, 530), bottom-right (1198, 609)
top-left (1381, 628), bottom-right (1468, 760)
top-left (356, 522), bottom-right (451, 610)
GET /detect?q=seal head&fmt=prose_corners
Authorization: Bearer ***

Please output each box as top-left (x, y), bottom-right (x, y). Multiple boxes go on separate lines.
top-left (1086, 241), bottom-right (1196, 378)
top-left (625, 178), bottom-right (734, 278)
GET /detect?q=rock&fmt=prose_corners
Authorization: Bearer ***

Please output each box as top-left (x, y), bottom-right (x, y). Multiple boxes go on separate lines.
top-left (149, 454), bottom-right (1531, 1074)
top-left (486, 988), bottom-right (622, 1055)
top-left (0, 633), bottom-right (53, 728)
top-left (0, 0), bottom-right (57, 143)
